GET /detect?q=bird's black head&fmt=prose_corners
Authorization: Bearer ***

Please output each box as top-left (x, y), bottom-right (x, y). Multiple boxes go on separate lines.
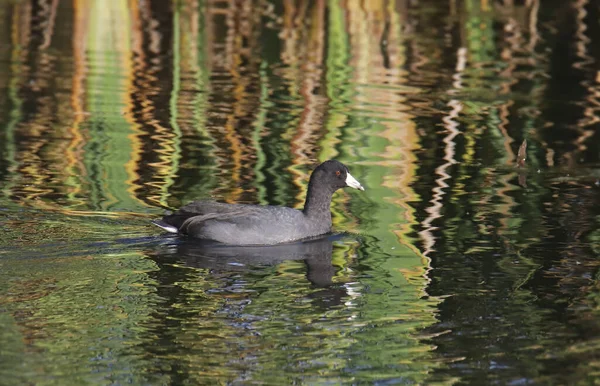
top-left (310, 160), bottom-right (364, 192)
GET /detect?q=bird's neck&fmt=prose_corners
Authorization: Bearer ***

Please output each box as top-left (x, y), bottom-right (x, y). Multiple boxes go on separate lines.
top-left (302, 185), bottom-right (334, 221)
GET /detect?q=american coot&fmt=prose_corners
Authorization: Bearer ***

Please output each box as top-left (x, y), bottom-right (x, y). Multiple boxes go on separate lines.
top-left (152, 160), bottom-right (364, 245)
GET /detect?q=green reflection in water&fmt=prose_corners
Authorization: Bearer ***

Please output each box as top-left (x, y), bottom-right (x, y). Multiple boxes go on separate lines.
top-left (322, 2), bottom-right (440, 382)
top-left (165, 3), bottom-right (183, 208)
top-left (1, 4), bottom-right (22, 202)
top-left (172, 0), bottom-right (219, 207)
top-left (84, 0), bottom-right (144, 212)
top-left (322, 0), bottom-right (351, 162)
top-left (251, 61), bottom-right (270, 204)
top-left (0, 251), bottom-right (164, 385)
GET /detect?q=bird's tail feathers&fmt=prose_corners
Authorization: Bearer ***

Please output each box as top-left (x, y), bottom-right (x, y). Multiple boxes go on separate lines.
top-left (151, 219), bottom-right (179, 233)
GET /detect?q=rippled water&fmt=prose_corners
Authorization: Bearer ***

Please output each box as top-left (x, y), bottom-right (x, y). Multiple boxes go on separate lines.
top-left (1, 0), bottom-right (600, 384)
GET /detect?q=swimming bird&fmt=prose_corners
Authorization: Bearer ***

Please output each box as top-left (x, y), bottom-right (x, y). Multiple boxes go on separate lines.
top-left (152, 160), bottom-right (364, 245)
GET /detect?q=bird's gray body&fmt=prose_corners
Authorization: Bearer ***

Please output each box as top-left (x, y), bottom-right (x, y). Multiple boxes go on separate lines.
top-left (153, 201), bottom-right (332, 245)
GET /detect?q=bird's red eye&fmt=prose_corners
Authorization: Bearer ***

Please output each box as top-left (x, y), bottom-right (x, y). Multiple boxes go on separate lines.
top-left (336, 170), bottom-right (341, 176)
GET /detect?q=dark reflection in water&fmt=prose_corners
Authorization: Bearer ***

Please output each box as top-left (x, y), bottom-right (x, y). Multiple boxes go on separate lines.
top-left (419, 175), bottom-right (600, 385)
top-left (152, 234), bottom-right (346, 293)
top-left (1, 0), bottom-right (600, 384)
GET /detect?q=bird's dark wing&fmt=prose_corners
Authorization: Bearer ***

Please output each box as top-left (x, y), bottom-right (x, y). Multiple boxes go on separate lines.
top-left (161, 201), bottom-right (261, 229)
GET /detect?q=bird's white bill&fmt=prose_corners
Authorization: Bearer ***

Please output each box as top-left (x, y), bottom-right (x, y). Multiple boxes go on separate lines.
top-left (345, 172), bottom-right (365, 191)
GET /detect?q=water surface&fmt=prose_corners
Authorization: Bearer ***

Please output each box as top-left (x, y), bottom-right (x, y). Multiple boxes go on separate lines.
top-left (1, 0), bottom-right (600, 384)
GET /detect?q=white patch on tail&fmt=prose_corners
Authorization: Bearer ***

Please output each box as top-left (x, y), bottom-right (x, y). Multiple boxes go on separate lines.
top-left (151, 220), bottom-right (179, 234)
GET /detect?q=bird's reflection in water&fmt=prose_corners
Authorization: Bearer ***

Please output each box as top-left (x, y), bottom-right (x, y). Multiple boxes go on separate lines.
top-left (150, 234), bottom-right (352, 308)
